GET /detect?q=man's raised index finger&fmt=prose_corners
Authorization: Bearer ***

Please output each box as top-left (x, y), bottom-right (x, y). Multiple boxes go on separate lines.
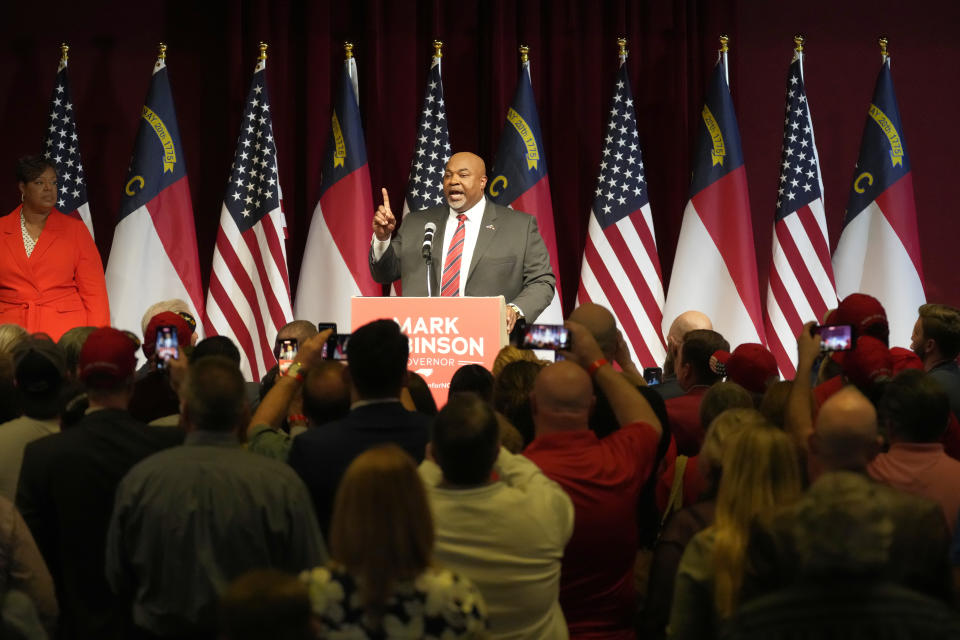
top-left (381, 187), bottom-right (392, 213)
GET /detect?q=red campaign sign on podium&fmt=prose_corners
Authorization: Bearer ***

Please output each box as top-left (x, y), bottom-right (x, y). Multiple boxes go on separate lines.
top-left (351, 296), bottom-right (508, 406)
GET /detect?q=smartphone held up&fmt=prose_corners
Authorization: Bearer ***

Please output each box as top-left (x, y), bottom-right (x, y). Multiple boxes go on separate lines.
top-left (155, 325), bottom-right (179, 370)
top-left (519, 324), bottom-right (571, 351)
top-left (814, 324), bottom-right (853, 352)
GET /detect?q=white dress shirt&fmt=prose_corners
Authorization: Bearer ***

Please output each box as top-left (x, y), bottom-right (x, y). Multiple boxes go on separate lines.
top-left (419, 448), bottom-right (574, 639)
top-left (372, 198), bottom-right (487, 296)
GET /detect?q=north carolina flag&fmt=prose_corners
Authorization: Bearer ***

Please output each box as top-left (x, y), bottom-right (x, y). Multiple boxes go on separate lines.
top-left (105, 51), bottom-right (204, 342)
top-left (833, 52), bottom-right (924, 347)
top-left (295, 53), bottom-right (378, 326)
top-left (662, 48), bottom-right (766, 349)
top-left (487, 55), bottom-right (563, 323)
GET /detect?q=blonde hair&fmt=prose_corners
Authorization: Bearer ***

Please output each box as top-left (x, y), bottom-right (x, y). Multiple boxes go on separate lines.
top-left (329, 445), bottom-right (433, 614)
top-left (710, 420), bottom-right (802, 618)
top-left (0, 324), bottom-right (28, 355)
top-left (492, 345), bottom-right (540, 378)
top-left (140, 298), bottom-right (192, 335)
top-left (699, 408), bottom-right (766, 485)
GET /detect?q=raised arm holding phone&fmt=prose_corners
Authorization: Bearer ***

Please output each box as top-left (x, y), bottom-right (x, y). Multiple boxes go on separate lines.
top-left (369, 152), bottom-right (556, 334)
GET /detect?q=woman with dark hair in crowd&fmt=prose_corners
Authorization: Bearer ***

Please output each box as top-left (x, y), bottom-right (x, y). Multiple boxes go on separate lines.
top-left (301, 444), bottom-right (488, 638)
top-left (0, 156), bottom-right (109, 340)
top-left (492, 359), bottom-right (544, 446)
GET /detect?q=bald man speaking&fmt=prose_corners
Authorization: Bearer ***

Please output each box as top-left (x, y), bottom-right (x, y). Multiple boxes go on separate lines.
top-left (369, 152), bottom-right (556, 333)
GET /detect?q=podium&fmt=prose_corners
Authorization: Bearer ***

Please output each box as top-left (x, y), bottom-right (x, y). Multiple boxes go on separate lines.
top-left (351, 296), bottom-right (508, 406)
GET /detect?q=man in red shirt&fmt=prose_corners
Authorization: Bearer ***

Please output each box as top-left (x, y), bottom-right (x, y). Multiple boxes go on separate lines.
top-left (664, 329), bottom-right (728, 455)
top-left (524, 322), bottom-right (662, 640)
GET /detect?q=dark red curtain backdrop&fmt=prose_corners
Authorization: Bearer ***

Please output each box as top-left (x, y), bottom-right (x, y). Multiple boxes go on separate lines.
top-left (1, 0), bottom-right (958, 320)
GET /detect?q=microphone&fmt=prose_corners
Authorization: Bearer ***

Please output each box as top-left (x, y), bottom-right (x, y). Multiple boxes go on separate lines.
top-left (421, 222), bottom-right (437, 261)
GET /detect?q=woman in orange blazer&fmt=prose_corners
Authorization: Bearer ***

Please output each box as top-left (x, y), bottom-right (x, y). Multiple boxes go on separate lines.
top-left (0, 156), bottom-right (109, 340)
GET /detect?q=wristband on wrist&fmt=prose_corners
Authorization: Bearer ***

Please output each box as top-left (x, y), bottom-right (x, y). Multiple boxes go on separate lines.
top-left (287, 413), bottom-right (308, 425)
top-left (586, 358), bottom-right (609, 377)
top-left (283, 362), bottom-right (306, 382)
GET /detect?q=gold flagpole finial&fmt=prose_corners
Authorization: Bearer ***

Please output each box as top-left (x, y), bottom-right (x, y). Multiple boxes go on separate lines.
top-left (258, 42), bottom-right (268, 61)
top-left (157, 43), bottom-right (167, 61)
top-left (719, 35), bottom-right (729, 53)
top-left (344, 42), bottom-right (354, 60)
top-left (59, 43), bottom-right (69, 64)
top-left (879, 37), bottom-right (889, 58)
top-left (433, 40), bottom-right (443, 58)
top-left (794, 35), bottom-right (805, 53)
top-left (617, 37), bottom-right (628, 58)
top-left (519, 45), bottom-right (529, 64)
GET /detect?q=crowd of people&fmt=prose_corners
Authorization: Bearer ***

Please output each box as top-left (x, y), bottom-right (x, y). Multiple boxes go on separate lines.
top-left (0, 292), bottom-right (959, 639)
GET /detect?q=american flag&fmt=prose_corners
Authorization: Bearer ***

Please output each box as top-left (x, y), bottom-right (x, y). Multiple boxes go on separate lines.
top-left (43, 47), bottom-right (93, 238)
top-left (576, 54), bottom-right (666, 367)
top-left (393, 46), bottom-right (451, 296)
top-left (404, 47), bottom-right (450, 214)
top-left (764, 44), bottom-right (837, 377)
top-left (205, 50), bottom-right (292, 381)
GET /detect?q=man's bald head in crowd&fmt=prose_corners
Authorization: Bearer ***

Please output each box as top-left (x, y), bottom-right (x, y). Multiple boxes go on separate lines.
top-left (664, 310), bottom-right (713, 375)
top-left (277, 320), bottom-right (318, 344)
top-left (568, 303), bottom-right (617, 360)
top-left (811, 386), bottom-right (880, 473)
top-left (531, 361), bottom-right (595, 436)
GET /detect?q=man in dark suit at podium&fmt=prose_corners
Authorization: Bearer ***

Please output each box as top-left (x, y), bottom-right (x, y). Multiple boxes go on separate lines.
top-left (369, 152), bottom-right (556, 333)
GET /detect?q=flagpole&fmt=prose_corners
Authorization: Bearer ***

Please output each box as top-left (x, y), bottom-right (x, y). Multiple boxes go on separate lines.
top-left (59, 43), bottom-right (68, 65)
top-left (719, 34), bottom-right (729, 85)
top-left (617, 37), bottom-right (627, 65)
top-left (157, 42), bottom-right (167, 61)
top-left (344, 41), bottom-right (360, 104)
top-left (433, 39), bottom-right (443, 58)
top-left (258, 42), bottom-right (267, 61)
top-left (879, 36), bottom-right (890, 65)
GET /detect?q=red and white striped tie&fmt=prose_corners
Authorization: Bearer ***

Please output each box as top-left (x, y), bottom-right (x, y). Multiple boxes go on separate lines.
top-left (440, 214), bottom-right (467, 296)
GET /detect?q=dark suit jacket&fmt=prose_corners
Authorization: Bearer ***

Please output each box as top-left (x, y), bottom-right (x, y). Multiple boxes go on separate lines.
top-left (15, 408), bottom-right (184, 640)
top-left (287, 401), bottom-right (431, 535)
top-left (368, 199), bottom-right (556, 323)
top-left (0, 207), bottom-right (109, 341)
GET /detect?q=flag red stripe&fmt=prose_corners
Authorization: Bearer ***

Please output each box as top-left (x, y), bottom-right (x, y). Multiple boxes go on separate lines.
top-left (319, 164), bottom-right (381, 296)
top-left (213, 232), bottom-right (274, 368)
top-left (766, 265), bottom-right (804, 377)
top-left (583, 240), bottom-right (656, 367)
top-left (240, 229), bottom-right (289, 332)
top-left (261, 214), bottom-right (291, 300)
top-left (628, 212), bottom-right (663, 281)
top-left (795, 204), bottom-right (835, 289)
top-left (144, 176), bottom-right (206, 315)
top-left (763, 310), bottom-right (796, 379)
top-left (603, 225), bottom-right (665, 346)
top-left (774, 221), bottom-right (828, 321)
top-left (208, 272), bottom-right (264, 381)
top-left (512, 176), bottom-right (563, 302)
top-left (690, 167), bottom-right (766, 343)
top-left (874, 172), bottom-right (925, 283)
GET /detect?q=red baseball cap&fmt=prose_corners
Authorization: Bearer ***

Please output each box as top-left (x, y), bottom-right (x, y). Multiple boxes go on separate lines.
top-left (889, 347), bottom-right (924, 375)
top-left (710, 343), bottom-right (779, 394)
top-left (79, 327), bottom-right (138, 388)
top-left (834, 293), bottom-right (889, 346)
top-left (142, 311), bottom-right (192, 359)
top-left (841, 336), bottom-right (893, 390)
